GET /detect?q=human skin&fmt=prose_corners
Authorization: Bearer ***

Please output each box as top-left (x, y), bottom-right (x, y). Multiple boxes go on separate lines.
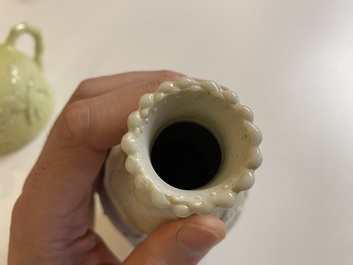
top-left (8, 70), bottom-right (227, 265)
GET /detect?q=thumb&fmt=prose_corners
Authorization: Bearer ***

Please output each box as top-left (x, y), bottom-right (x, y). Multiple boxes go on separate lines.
top-left (123, 215), bottom-right (226, 265)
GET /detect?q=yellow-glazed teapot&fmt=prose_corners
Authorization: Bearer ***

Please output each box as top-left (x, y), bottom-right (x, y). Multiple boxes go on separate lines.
top-left (0, 23), bottom-right (54, 155)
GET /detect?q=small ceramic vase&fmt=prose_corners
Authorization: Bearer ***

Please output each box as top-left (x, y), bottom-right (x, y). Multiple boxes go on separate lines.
top-left (0, 23), bottom-right (54, 155)
top-left (100, 77), bottom-right (262, 244)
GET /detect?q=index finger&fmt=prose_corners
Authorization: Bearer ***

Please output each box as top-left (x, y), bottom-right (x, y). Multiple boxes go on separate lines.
top-left (68, 70), bottom-right (184, 103)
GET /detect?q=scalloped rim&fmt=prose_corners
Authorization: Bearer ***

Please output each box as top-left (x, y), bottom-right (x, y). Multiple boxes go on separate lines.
top-left (121, 77), bottom-right (262, 217)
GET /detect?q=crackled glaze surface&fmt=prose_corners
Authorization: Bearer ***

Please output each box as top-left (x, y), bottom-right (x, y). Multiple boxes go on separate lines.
top-left (101, 77), bottom-right (262, 243)
top-left (0, 23), bottom-right (54, 155)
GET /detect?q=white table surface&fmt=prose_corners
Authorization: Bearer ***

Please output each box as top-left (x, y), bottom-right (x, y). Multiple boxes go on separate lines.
top-left (1, 0), bottom-right (353, 264)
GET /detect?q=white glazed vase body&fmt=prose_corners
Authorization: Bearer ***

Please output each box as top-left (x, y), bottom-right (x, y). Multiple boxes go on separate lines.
top-left (100, 77), bottom-right (262, 244)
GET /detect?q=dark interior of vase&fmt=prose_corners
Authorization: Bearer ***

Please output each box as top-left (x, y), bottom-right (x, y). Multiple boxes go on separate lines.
top-left (151, 121), bottom-right (222, 190)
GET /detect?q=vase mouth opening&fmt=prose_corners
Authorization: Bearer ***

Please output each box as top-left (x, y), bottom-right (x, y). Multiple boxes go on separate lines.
top-left (150, 120), bottom-right (223, 190)
top-left (120, 78), bottom-right (262, 215)
top-left (138, 88), bottom-right (251, 193)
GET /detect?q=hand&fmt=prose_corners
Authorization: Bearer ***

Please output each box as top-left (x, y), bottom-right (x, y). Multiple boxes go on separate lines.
top-left (8, 70), bottom-right (226, 265)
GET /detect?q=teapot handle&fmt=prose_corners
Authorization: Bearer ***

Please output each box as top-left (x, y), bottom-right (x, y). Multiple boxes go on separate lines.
top-left (5, 23), bottom-right (43, 68)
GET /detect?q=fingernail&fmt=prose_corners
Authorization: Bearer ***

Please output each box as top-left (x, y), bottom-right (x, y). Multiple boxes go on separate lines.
top-left (176, 223), bottom-right (224, 257)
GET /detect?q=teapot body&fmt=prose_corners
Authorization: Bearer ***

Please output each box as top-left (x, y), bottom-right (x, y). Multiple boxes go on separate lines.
top-left (0, 23), bottom-right (54, 155)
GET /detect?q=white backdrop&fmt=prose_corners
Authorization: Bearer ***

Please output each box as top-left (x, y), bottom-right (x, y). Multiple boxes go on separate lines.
top-left (1, 0), bottom-right (353, 264)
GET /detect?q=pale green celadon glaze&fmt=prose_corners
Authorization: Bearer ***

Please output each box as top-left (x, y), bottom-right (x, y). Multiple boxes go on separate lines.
top-left (0, 23), bottom-right (54, 155)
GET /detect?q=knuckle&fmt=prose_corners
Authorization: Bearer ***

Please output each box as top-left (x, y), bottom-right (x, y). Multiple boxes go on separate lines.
top-left (136, 246), bottom-right (168, 265)
top-left (158, 69), bottom-right (182, 79)
top-left (144, 79), bottom-right (161, 93)
top-left (56, 100), bottom-right (90, 144)
top-left (11, 197), bottom-right (23, 222)
top-left (73, 78), bottom-right (96, 101)
top-left (144, 76), bottom-right (179, 93)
